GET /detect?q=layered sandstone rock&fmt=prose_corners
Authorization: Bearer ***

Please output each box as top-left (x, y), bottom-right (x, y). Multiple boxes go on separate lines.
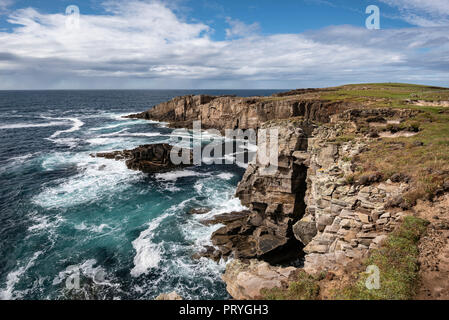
top-left (126, 94), bottom-right (355, 133)
top-left (222, 259), bottom-right (296, 300)
top-left (92, 143), bottom-right (192, 174)
top-left (204, 120), bottom-right (316, 263)
top-left (222, 108), bottom-right (420, 298)
top-left (295, 111), bottom-right (415, 274)
top-left (155, 291), bottom-right (183, 300)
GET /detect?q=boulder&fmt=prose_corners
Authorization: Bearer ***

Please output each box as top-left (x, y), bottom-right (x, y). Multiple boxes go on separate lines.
top-left (188, 208), bottom-right (211, 215)
top-left (155, 291), bottom-right (183, 300)
top-left (222, 259), bottom-right (297, 300)
top-left (293, 216), bottom-right (317, 245)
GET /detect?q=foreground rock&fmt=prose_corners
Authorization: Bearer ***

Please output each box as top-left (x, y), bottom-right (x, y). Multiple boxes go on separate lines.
top-left (155, 291), bottom-right (183, 300)
top-left (92, 143), bottom-right (192, 174)
top-left (222, 259), bottom-right (297, 300)
top-left (193, 211), bottom-right (251, 262)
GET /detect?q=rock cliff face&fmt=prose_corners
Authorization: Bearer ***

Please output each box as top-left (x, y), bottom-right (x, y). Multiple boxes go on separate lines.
top-left (126, 94), bottom-right (425, 299)
top-left (126, 94), bottom-right (355, 133)
top-left (204, 120), bottom-right (314, 264)
top-left (222, 108), bottom-right (423, 298)
top-left (297, 119), bottom-right (408, 273)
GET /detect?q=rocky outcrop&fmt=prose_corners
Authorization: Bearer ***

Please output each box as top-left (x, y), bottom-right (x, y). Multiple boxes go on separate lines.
top-left (195, 211), bottom-right (251, 261)
top-left (222, 259), bottom-right (296, 300)
top-left (201, 211), bottom-right (251, 226)
top-left (221, 108), bottom-right (420, 298)
top-left (203, 119), bottom-right (316, 264)
top-left (294, 111), bottom-right (415, 274)
top-left (126, 94), bottom-right (356, 133)
top-left (188, 208), bottom-right (211, 215)
top-left (155, 291), bottom-right (183, 300)
top-left (92, 143), bottom-right (192, 174)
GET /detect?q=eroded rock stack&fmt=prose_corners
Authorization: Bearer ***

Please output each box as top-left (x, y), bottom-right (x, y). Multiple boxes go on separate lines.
top-left (200, 120), bottom-right (316, 263)
top-left (93, 143), bottom-right (192, 174)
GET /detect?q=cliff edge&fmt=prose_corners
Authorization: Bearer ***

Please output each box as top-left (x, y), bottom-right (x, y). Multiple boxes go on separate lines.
top-left (127, 83), bottom-right (449, 300)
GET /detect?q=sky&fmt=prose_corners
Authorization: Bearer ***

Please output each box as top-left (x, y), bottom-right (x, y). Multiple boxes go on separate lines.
top-left (0, 0), bottom-right (448, 89)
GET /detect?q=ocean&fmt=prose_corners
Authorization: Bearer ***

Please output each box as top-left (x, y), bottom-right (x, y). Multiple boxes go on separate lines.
top-left (0, 90), bottom-right (280, 300)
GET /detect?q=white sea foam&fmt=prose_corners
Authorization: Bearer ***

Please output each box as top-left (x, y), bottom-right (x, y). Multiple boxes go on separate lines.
top-left (8, 153), bottom-right (36, 162)
top-left (40, 152), bottom-right (79, 171)
top-left (1, 153), bottom-right (40, 174)
top-left (146, 188), bottom-right (242, 298)
top-left (154, 170), bottom-right (210, 181)
top-left (42, 117), bottom-right (84, 148)
top-left (75, 222), bottom-right (112, 233)
top-left (216, 172), bottom-right (234, 180)
top-left (98, 131), bottom-right (162, 138)
top-left (48, 117), bottom-right (84, 139)
top-left (89, 118), bottom-right (148, 131)
top-left (236, 161), bottom-right (249, 169)
top-left (0, 122), bottom-right (68, 130)
top-left (97, 128), bottom-right (129, 137)
top-left (130, 214), bottom-right (169, 277)
top-left (27, 215), bottom-right (63, 233)
top-left (160, 182), bottom-right (181, 192)
top-left (53, 259), bottom-right (116, 288)
top-left (120, 132), bottom-right (162, 137)
top-left (87, 134), bottom-right (161, 148)
top-left (182, 176), bottom-right (247, 250)
top-left (86, 137), bottom-right (123, 146)
top-left (0, 251), bottom-right (43, 300)
top-left (33, 154), bottom-right (143, 208)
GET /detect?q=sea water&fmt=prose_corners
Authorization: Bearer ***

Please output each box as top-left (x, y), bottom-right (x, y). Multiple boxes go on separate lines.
top-left (0, 90), bottom-right (279, 300)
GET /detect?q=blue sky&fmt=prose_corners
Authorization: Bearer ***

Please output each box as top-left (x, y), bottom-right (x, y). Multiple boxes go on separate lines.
top-left (0, 0), bottom-right (448, 89)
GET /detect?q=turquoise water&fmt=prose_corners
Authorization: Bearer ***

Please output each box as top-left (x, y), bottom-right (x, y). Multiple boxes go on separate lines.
top-left (0, 90), bottom-right (280, 300)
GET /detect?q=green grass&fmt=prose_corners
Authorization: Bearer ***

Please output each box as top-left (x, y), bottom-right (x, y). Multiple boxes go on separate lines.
top-left (262, 217), bottom-right (429, 300)
top-left (261, 270), bottom-right (322, 300)
top-left (335, 216), bottom-right (429, 300)
top-left (352, 107), bottom-right (449, 204)
top-left (319, 83), bottom-right (449, 103)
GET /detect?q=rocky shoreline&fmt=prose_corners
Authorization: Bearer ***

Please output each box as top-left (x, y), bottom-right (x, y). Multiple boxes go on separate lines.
top-left (120, 89), bottom-right (444, 299)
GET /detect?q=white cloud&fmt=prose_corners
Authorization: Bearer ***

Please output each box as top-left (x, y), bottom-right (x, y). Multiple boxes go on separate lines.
top-left (0, 0), bottom-right (14, 14)
top-left (380, 0), bottom-right (449, 26)
top-left (381, 0), bottom-right (449, 15)
top-left (0, 0), bottom-right (448, 89)
top-left (225, 17), bottom-right (260, 38)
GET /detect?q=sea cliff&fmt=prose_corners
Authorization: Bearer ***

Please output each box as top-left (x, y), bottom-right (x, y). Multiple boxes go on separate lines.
top-left (126, 83), bottom-right (449, 300)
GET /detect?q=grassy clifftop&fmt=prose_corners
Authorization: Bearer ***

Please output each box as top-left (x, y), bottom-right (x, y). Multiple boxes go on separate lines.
top-left (270, 83), bottom-right (449, 103)
top-left (258, 83), bottom-right (448, 301)
top-left (286, 83), bottom-right (449, 207)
